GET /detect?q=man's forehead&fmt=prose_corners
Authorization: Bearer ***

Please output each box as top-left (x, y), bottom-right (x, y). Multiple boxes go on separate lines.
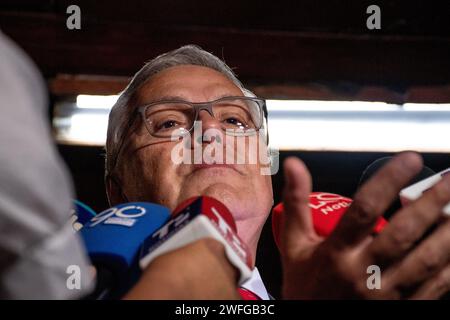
top-left (135, 65), bottom-right (244, 104)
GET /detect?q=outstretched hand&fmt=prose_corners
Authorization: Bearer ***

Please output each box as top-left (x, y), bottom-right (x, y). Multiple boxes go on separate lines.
top-left (280, 152), bottom-right (450, 299)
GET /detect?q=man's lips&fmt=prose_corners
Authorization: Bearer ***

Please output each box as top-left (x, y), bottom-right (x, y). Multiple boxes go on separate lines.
top-left (191, 163), bottom-right (243, 175)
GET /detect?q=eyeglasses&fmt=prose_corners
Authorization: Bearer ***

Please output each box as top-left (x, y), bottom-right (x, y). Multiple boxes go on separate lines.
top-left (107, 96), bottom-right (268, 180)
top-left (136, 96), bottom-right (267, 139)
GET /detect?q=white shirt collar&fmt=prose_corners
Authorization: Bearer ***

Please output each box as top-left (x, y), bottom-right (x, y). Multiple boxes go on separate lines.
top-left (241, 267), bottom-right (270, 300)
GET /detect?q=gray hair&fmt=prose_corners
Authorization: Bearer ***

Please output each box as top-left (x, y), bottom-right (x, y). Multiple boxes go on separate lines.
top-left (105, 45), bottom-right (262, 180)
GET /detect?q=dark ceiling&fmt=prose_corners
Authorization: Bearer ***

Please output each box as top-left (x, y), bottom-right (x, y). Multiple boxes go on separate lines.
top-left (1, 0), bottom-right (450, 87)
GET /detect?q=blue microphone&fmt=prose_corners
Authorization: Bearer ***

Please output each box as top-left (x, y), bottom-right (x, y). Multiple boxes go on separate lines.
top-left (80, 202), bottom-right (171, 298)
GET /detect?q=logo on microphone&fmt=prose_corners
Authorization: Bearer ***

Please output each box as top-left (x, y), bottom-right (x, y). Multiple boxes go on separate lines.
top-left (88, 204), bottom-right (147, 227)
top-left (210, 207), bottom-right (248, 261)
top-left (309, 193), bottom-right (352, 215)
top-left (152, 212), bottom-right (191, 240)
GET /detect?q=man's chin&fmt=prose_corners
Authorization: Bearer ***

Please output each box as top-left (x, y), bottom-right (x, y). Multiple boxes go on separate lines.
top-left (177, 182), bottom-right (247, 218)
top-left (189, 165), bottom-right (243, 178)
top-left (187, 182), bottom-right (236, 201)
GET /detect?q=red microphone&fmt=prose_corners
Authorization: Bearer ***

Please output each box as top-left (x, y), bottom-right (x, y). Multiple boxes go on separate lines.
top-left (272, 192), bottom-right (388, 249)
top-left (139, 196), bottom-right (253, 285)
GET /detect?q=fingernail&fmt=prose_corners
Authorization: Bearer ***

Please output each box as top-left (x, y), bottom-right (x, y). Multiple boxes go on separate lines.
top-left (442, 175), bottom-right (450, 191)
top-left (284, 167), bottom-right (291, 186)
top-left (400, 152), bottom-right (422, 171)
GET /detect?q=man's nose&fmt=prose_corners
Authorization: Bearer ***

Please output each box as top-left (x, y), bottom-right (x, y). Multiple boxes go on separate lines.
top-left (193, 110), bottom-right (224, 145)
top-left (196, 109), bottom-right (221, 131)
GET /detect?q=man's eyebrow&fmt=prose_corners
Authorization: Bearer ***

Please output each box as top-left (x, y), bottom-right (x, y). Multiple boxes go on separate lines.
top-left (142, 93), bottom-right (244, 105)
top-left (142, 95), bottom-right (188, 104)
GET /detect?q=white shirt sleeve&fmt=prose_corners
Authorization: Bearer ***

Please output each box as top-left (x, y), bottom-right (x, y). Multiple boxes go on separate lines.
top-left (0, 31), bottom-right (94, 299)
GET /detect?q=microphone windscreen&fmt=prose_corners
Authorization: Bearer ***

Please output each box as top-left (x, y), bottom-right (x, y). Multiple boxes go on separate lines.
top-left (80, 202), bottom-right (170, 275)
top-left (359, 157), bottom-right (435, 187)
top-left (358, 157), bottom-right (435, 219)
top-left (140, 196), bottom-right (253, 284)
top-left (271, 192), bottom-right (387, 249)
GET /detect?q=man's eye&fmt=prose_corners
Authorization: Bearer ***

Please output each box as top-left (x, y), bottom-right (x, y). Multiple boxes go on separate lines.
top-left (161, 120), bottom-right (178, 128)
top-left (224, 117), bottom-right (247, 128)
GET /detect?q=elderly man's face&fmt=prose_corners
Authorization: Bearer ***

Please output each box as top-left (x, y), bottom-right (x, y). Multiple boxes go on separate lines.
top-left (112, 65), bottom-right (273, 250)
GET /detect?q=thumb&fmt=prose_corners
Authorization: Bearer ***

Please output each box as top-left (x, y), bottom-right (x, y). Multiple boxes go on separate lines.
top-left (281, 157), bottom-right (316, 256)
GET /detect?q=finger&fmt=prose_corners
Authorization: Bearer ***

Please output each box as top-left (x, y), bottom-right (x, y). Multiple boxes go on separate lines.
top-left (410, 263), bottom-right (450, 300)
top-left (369, 175), bottom-right (450, 267)
top-left (329, 152), bottom-right (423, 249)
top-left (281, 157), bottom-right (315, 256)
top-left (387, 218), bottom-right (450, 295)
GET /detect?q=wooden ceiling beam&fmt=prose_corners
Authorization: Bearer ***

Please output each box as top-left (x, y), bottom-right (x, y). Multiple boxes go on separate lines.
top-left (48, 73), bottom-right (450, 104)
top-left (2, 10), bottom-right (450, 87)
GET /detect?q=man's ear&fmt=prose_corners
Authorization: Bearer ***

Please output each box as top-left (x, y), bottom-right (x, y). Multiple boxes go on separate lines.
top-left (105, 174), bottom-right (127, 206)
